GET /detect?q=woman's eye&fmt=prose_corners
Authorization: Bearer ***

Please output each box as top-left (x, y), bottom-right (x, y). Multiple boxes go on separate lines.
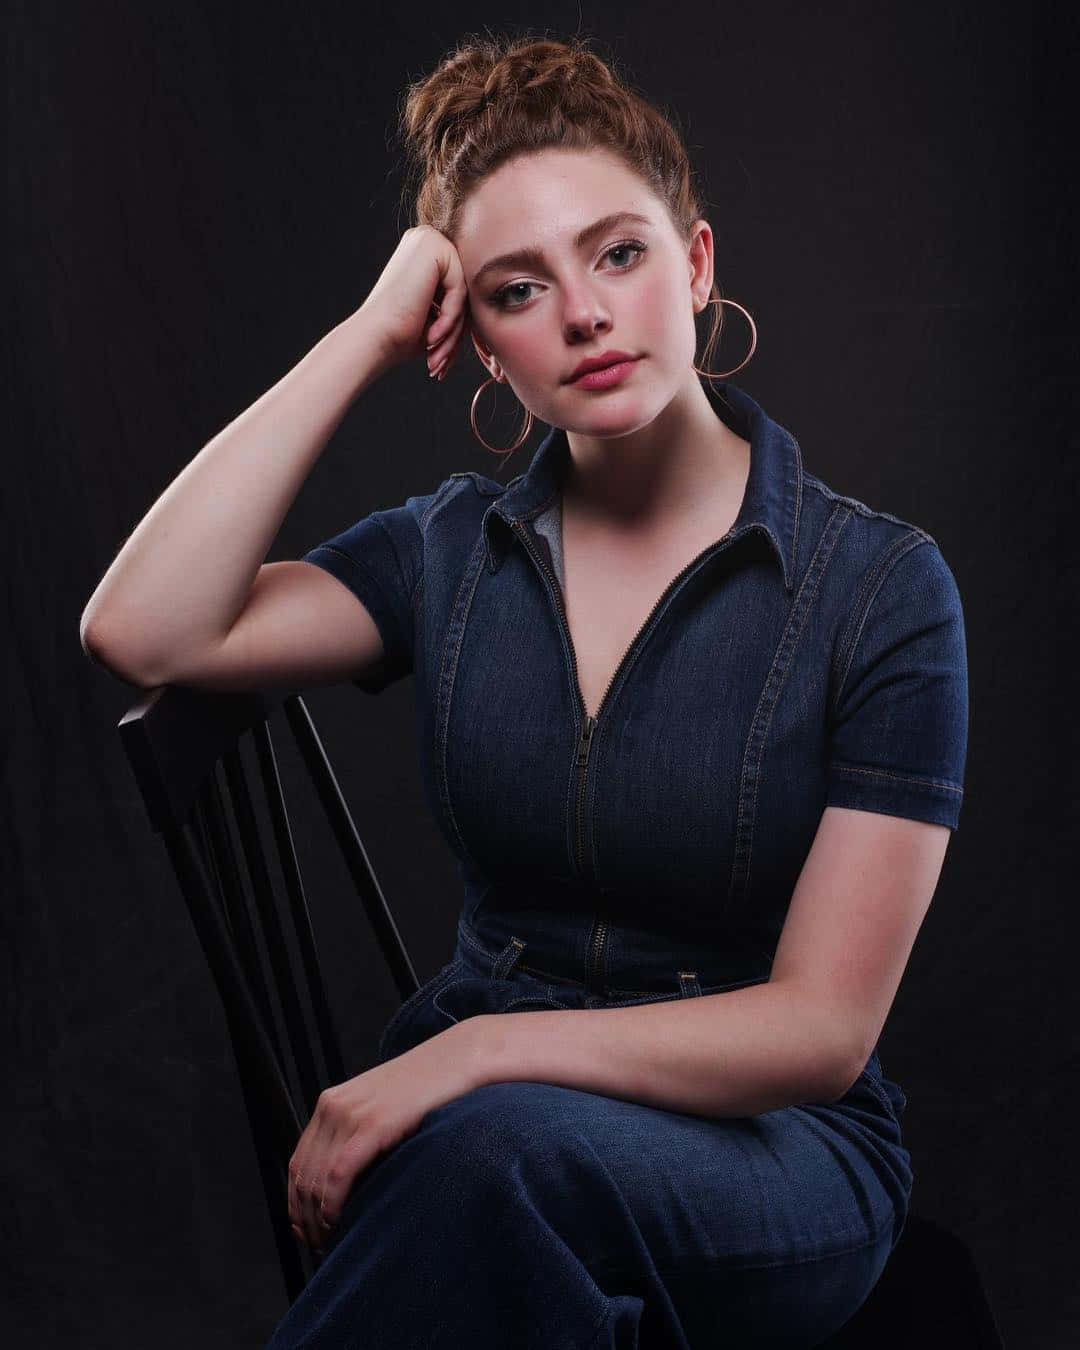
top-left (492, 240), bottom-right (646, 310)
top-left (606, 241), bottom-right (645, 268)
top-left (494, 281), bottom-right (535, 309)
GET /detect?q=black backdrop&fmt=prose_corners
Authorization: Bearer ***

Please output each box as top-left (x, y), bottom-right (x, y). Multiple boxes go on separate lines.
top-left (6, 2), bottom-right (1077, 1346)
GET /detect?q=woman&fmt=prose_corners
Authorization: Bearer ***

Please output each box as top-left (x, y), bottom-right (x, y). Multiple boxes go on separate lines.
top-left (81, 29), bottom-right (968, 1350)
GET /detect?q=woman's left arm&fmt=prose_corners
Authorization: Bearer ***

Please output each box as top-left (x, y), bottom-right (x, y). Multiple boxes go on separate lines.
top-left (293, 806), bottom-right (950, 1254)
top-left (462, 805), bottom-right (952, 1119)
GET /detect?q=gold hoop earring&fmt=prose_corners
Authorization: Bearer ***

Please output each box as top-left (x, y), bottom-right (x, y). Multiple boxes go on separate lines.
top-left (469, 375), bottom-right (534, 455)
top-left (692, 297), bottom-right (758, 381)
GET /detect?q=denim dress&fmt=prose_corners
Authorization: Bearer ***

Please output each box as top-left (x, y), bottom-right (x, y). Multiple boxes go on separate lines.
top-left (266, 380), bottom-right (968, 1348)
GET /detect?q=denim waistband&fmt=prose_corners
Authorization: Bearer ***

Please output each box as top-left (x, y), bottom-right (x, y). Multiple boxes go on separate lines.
top-left (455, 914), bottom-right (773, 1001)
top-left (453, 915), bottom-right (895, 1100)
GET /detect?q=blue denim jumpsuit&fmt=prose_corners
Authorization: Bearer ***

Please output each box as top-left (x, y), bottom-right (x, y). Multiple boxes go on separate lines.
top-left (266, 380), bottom-right (969, 1348)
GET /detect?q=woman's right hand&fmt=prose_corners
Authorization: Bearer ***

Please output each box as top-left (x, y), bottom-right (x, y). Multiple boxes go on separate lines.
top-left (358, 225), bottom-right (471, 380)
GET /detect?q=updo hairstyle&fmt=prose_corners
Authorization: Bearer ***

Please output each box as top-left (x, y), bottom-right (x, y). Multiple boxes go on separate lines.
top-left (395, 32), bottom-right (728, 379)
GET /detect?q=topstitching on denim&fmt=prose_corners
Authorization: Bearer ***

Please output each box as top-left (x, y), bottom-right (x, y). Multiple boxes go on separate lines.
top-left (303, 375), bottom-right (967, 1071)
top-left (376, 957), bottom-right (465, 1055)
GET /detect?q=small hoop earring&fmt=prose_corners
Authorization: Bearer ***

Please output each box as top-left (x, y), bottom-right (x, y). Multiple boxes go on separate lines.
top-left (692, 297), bottom-right (757, 381)
top-left (470, 375), bottom-right (534, 455)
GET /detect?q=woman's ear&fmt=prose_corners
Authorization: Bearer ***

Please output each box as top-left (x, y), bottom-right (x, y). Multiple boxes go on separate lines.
top-left (471, 330), bottom-right (502, 380)
top-left (687, 218), bottom-right (714, 307)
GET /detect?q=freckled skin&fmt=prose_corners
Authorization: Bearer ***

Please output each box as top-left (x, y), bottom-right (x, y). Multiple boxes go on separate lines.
top-left (452, 146), bottom-right (750, 530)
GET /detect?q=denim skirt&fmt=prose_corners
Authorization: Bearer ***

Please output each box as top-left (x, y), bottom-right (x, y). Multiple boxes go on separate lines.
top-left (265, 919), bottom-right (913, 1349)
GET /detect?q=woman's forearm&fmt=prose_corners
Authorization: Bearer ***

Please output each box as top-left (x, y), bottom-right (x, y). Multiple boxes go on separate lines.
top-left (455, 979), bottom-right (856, 1120)
top-left (80, 305), bottom-right (393, 686)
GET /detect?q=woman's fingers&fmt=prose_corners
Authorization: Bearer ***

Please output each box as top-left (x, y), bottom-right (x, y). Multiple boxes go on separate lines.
top-left (425, 300), bottom-right (445, 350)
top-left (427, 312), bottom-right (466, 377)
top-left (426, 279), bottom-right (470, 372)
top-left (287, 1094), bottom-right (375, 1255)
top-left (288, 1158), bottom-right (323, 1254)
top-left (288, 1102), bottom-right (336, 1254)
top-left (286, 1056), bottom-right (440, 1254)
top-left (287, 1161), bottom-right (310, 1249)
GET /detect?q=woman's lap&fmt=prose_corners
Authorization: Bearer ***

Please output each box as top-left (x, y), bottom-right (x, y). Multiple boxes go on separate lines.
top-left (268, 1076), bottom-right (908, 1349)
top-left (416, 1078), bottom-right (902, 1274)
top-left (378, 959), bottom-right (912, 1263)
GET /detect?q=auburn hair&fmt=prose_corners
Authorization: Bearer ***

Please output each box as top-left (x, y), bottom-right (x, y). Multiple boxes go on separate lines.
top-left (395, 31), bottom-right (730, 398)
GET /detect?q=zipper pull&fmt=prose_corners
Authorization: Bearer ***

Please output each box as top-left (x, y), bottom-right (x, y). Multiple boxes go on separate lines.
top-left (577, 714), bottom-right (596, 767)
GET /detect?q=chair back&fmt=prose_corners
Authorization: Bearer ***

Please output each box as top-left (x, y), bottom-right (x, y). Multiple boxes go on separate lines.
top-left (118, 683), bottom-right (420, 1300)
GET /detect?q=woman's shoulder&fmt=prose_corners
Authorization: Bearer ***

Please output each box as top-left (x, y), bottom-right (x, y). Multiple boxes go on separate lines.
top-left (800, 468), bottom-right (940, 550)
top-left (797, 467), bottom-right (964, 630)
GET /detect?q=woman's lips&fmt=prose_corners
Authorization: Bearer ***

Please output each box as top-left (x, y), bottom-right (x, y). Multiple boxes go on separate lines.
top-left (569, 357), bottom-right (641, 389)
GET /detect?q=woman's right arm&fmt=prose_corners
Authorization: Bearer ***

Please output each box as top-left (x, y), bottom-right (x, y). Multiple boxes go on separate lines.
top-left (80, 227), bottom-right (469, 690)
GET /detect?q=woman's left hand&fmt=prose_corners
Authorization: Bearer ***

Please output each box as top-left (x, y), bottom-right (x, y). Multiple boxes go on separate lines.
top-left (287, 1019), bottom-right (486, 1253)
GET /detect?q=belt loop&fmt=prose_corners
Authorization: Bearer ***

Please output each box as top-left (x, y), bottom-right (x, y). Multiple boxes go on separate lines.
top-left (678, 969), bottom-right (702, 998)
top-left (492, 936), bottom-right (527, 980)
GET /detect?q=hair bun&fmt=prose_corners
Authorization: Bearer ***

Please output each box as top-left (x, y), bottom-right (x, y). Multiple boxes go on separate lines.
top-left (399, 35), bottom-right (621, 179)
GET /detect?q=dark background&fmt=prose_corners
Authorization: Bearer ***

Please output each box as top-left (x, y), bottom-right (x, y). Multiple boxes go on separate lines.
top-left (6, 2), bottom-right (1077, 1345)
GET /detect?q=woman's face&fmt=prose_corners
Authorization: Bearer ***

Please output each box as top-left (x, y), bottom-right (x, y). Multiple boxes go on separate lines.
top-left (454, 147), bottom-right (713, 437)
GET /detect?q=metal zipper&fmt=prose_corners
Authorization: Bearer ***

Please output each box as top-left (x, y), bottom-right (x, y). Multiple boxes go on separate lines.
top-left (509, 514), bottom-right (744, 985)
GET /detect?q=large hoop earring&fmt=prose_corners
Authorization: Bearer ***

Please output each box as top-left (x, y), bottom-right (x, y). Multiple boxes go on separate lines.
top-left (692, 297), bottom-right (757, 381)
top-left (470, 375), bottom-right (534, 455)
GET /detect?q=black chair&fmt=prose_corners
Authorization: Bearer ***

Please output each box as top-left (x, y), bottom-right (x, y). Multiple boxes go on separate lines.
top-left (117, 682), bottom-right (1005, 1345)
top-left (820, 1211), bottom-right (1005, 1347)
top-left (118, 681), bottom-right (421, 1302)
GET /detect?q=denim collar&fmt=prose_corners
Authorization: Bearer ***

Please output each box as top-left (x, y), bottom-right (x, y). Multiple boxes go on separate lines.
top-left (482, 380), bottom-right (802, 594)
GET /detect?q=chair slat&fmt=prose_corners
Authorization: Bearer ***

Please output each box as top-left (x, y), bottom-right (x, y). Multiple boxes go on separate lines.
top-left (229, 1013), bottom-right (313, 1304)
top-left (252, 719), bottom-right (346, 1089)
top-left (195, 773), bottom-right (288, 1081)
top-left (188, 799), bottom-right (233, 940)
top-left (222, 745), bottom-right (321, 1113)
top-left (161, 815), bottom-right (302, 1165)
top-left (284, 695), bottom-right (419, 1003)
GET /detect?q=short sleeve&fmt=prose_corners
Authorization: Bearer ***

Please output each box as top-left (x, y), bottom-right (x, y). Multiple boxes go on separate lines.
top-left (301, 484), bottom-right (445, 695)
top-left (826, 536), bottom-right (969, 829)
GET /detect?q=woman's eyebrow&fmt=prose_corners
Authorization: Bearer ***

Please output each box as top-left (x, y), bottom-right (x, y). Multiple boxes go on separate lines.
top-left (471, 211), bottom-right (654, 288)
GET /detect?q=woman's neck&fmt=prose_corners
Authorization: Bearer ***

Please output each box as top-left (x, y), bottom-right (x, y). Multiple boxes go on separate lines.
top-left (561, 378), bottom-right (750, 537)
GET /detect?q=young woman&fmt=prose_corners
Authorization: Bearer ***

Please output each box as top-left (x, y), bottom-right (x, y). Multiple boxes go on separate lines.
top-left (82, 30), bottom-right (968, 1350)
